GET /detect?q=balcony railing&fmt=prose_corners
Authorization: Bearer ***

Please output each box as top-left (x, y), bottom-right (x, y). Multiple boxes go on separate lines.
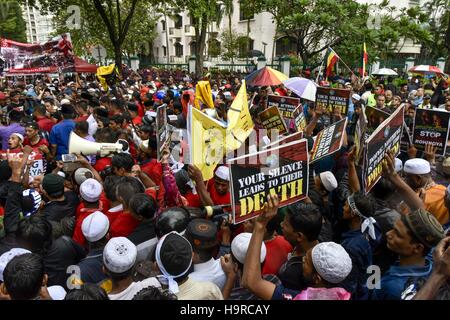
top-left (169, 27), bottom-right (182, 37)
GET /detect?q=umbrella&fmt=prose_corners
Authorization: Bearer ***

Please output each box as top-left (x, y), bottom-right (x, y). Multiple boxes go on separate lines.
top-left (245, 66), bottom-right (289, 86)
top-left (408, 65), bottom-right (444, 75)
top-left (371, 68), bottom-right (398, 76)
top-left (248, 50), bottom-right (264, 57)
top-left (282, 77), bottom-right (317, 101)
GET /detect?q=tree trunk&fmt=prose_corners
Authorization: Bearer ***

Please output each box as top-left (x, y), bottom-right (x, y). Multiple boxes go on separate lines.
top-left (445, 13), bottom-right (450, 73)
top-left (114, 44), bottom-right (122, 73)
top-left (195, 14), bottom-right (208, 78)
top-left (165, 13), bottom-right (170, 64)
top-left (229, 14), bottom-right (233, 64)
top-left (246, 18), bottom-right (250, 65)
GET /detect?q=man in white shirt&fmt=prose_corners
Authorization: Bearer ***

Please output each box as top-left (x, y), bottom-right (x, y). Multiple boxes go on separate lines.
top-left (185, 219), bottom-right (226, 290)
top-left (103, 237), bottom-right (161, 300)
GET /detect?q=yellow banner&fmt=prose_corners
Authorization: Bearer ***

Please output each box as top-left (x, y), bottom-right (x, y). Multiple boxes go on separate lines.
top-left (195, 81), bottom-right (214, 109)
top-left (226, 80), bottom-right (254, 150)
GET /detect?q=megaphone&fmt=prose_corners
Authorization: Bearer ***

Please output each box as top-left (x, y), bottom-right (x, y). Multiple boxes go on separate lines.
top-left (68, 132), bottom-right (129, 157)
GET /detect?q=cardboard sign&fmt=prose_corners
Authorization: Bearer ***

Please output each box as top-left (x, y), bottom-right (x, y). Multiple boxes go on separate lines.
top-left (310, 118), bottom-right (347, 163)
top-left (412, 108), bottom-right (450, 156)
top-left (267, 95), bottom-right (300, 120)
top-left (0, 148), bottom-right (44, 177)
top-left (258, 106), bottom-right (288, 136)
top-left (292, 105), bottom-right (307, 132)
top-left (315, 87), bottom-right (351, 115)
top-left (362, 106), bottom-right (404, 194)
top-left (156, 104), bottom-right (169, 161)
top-left (228, 139), bottom-right (309, 224)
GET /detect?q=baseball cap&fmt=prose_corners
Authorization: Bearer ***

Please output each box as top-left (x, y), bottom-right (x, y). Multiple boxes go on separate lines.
top-left (42, 174), bottom-right (65, 195)
top-left (22, 189), bottom-right (42, 216)
top-left (103, 237), bottom-right (137, 274)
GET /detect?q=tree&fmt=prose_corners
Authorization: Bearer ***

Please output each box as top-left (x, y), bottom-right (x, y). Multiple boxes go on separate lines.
top-left (420, 0), bottom-right (449, 72)
top-left (175, 0), bottom-right (226, 76)
top-left (262, 0), bottom-right (432, 70)
top-left (0, 0), bottom-right (27, 42)
top-left (22, 0), bottom-right (157, 73)
top-left (220, 28), bottom-right (246, 61)
top-left (51, 2), bottom-right (158, 66)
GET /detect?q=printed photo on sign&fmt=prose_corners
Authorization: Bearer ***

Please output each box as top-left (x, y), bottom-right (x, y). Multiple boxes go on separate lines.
top-left (364, 106), bottom-right (390, 135)
top-left (412, 108), bottom-right (450, 156)
top-left (267, 95), bottom-right (300, 120)
top-left (310, 118), bottom-right (347, 163)
top-left (315, 87), bottom-right (351, 115)
top-left (156, 104), bottom-right (169, 161)
top-left (258, 106), bottom-right (288, 136)
top-left (228, 139), bottom-right (309, 224)
top-left (363, 106), bottom-right (404, 194)
top-left (292, 105), bottom-right (307, 133)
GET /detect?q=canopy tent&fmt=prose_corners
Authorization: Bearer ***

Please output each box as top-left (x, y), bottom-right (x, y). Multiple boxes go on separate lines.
top-left (73, 56), bottom-right (97, 73)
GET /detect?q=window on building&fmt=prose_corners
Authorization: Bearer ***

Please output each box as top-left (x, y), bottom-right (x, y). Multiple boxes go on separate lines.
top-left (175, 42), bottom-right (183, 57)
top-left (190, 41), bottom-right (197, 55)
top-left (239, 2), bottom-right (254, 21)
top-left (174, 14), bottom-right (182, 29)
top-left (161, 20), bottom-right (166, 31)
top-left (275, 36), bottom-right (297, 57)
top-left (237, 36), bottom-right (253, 58)
top-left (162, 46), bottom-right (167, 57)
top-left (409, 0), bottom-right (420, 7)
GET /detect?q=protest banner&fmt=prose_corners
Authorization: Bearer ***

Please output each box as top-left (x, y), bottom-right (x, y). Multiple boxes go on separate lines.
top-left (188, 107), bottom-right (227, 181)
top-left (156, 104), bottom-right (169, 161)
top-left (228, 139), bottom-right (309, 224)
top-left (412, 108), bottom-right (450, 156)
top-left (310, 118), bottom-right (347, 163)
top-left (267, 95), bottom-right (300, 120)
top-left (0, 149), bottom-right (44, 177)
top-left (364, 106), bottom-right (390, 135)
top-left (362, 106), bottom-right (404, 194)
top-left (315, 87), bottom-right (351, 115)
top-left (258, 106), bottom-right (288, 136)
top-left (292, 105), bottom-right (307, 132)
top-left (401, 122), bottom-right (413, 153)
top-left (0, 34), bottom-right (76, 74)
top-left (263, 131), bottom-right (304, 150)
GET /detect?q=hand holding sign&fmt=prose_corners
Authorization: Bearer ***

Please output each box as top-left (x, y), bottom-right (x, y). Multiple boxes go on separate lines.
top-left (382, 150), bottom-right (396, 177)
top-left (423, 144), bottom-right (437, 165)
top-left (255, 194), bottom-right (279, 227)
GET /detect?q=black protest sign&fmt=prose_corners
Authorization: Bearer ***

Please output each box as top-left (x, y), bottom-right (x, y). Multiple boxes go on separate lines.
top-left (267, 95), bottom-right (300, 120)
top-left (258, 106), bottom-right (288, 135)
top-left (156, 104), bottom-right (169, 160)
top-left (315, 87), bottom-right (351, 115)
top-left (228, 139), bottom-right (309, 224)
top-left (412, 108), bottom-right (450, 156)
top-left (354, 106), bottom-right (368, 165)
top-left (310, 118), bottom-right (347, 163)
top-left (363, 106), bottom-right (404, 194)
top-left (292, 105), bottom-right (307, 132)
top-left (400, 122), bottom-right (413, 153)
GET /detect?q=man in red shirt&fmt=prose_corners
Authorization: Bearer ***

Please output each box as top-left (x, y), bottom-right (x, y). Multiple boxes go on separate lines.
top-left (74, 100), bottom-right (90, 122)
top-left (23, 122), bottom-right (52, 161)
top-left (127, 103), bottom-right (142, 126)
top-left (206, 166), bottom-right (231, 206)
top-left (33, 104), bottom-right (54, 133)
top-left (109, 176), bottom-right (144, 238)
top-left (137, 137), bottom-right (162, 186)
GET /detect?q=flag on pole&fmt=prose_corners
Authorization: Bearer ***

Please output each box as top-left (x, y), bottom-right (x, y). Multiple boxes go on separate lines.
top-left (325, 48), bottom-right (340, 80)
top-left (360, 43), bottom-right (368, 77)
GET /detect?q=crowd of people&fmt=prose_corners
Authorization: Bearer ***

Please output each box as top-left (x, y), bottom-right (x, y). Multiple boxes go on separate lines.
top-left (0, 66), bottom-right (448, 300)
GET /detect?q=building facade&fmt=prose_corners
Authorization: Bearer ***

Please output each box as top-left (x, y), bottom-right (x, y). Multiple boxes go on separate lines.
top-left (22, 1), bottom-right (54, 43)
top-left (151, 0), bottom-right (427, 66)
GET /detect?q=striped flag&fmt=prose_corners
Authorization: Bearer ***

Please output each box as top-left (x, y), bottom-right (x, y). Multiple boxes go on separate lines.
top-left (360, 43), bottom-right (368, 77)
top-left (325, 47), bottom-right (340, 80)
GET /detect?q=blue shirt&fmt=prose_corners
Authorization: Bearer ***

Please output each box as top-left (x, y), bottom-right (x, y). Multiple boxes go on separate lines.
top-left (371, 260), bottom-right (432, 300)
top-left (49, 119), bottom-right (75, 160)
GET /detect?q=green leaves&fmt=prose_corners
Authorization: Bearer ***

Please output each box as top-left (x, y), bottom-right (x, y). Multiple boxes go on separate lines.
top-left (0, 1), bottom-right (27, 42)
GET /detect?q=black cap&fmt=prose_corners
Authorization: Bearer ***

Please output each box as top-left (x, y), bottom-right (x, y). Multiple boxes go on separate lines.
top-left (185, 219), bottom-right (218, 249)
top-left (159, 233), bottom-right (192, 276)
